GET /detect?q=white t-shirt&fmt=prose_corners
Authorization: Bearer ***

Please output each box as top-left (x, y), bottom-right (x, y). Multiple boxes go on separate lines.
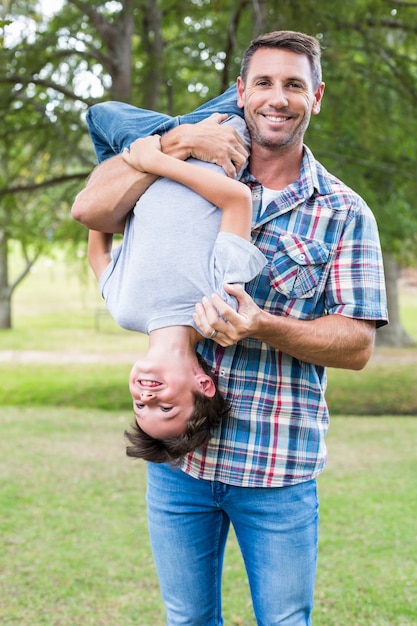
top-left (261, 186), bottom-right (279, 215)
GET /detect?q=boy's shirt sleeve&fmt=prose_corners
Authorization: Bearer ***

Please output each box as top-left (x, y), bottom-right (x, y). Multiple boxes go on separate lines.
top-left (212, 231), bottom-right (267, 309)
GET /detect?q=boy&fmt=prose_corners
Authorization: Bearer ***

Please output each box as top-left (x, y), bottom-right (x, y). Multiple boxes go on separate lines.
top-left (78, 115), bottom-right (266, 463)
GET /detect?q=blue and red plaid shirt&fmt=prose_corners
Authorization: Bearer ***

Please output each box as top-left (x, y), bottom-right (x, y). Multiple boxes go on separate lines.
top-left (183, 146), bottom-right (388, 488)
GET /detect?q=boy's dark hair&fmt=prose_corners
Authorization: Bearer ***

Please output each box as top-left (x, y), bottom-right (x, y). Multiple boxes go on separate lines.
top-left (124, 353), bottom-right (229, 464)
top-left (240, 30), bottom-right (322, 90)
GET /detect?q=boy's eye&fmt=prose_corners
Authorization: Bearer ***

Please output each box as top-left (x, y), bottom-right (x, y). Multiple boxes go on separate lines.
top-left (134, 403), bottom-right (173, 413)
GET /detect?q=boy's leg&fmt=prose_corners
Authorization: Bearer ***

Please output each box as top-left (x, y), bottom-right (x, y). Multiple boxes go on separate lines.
top-left (177, 84), bottom-right (241, 124)
top-left (87, 84), bottom-right (241, 163)
top-left (146, 463), bottom-right (230, 626)
top-left (86, 102), bottom-right (177, 162)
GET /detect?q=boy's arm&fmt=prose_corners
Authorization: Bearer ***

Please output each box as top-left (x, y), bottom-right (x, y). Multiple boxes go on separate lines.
top-left (123, 135), bottom-right (252, 240)
top-left (87, 230), bottom-right (114, 280)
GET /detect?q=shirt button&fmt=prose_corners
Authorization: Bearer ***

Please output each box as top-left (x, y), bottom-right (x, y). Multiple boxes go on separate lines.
top-left (220, 369), bottom-right (226, 376)
top-left (299, 253), bottom-right (306, 260)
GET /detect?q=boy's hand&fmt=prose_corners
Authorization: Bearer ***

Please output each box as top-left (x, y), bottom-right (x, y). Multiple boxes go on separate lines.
top-left (122, 135), bottom-right (162, 172)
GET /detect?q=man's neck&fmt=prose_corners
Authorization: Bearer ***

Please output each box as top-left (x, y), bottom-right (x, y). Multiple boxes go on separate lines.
top-left (249, 143), bottom-right (303, 191)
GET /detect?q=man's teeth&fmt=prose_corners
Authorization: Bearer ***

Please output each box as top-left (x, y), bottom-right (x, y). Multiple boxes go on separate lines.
top-left (265, 115), bottom-right (288, 122)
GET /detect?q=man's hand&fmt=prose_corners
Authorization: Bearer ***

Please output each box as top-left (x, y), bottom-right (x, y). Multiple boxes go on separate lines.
top-left (193, 283), bottom-right (260, 347)
top-left (194, 283), bottom-right (377, 371)
top-left (161, 113), bottom-right (248, 178)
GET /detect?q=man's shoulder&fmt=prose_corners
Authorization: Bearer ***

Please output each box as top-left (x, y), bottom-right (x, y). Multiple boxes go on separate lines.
top-left (306, 149), bottom-right (369, 212)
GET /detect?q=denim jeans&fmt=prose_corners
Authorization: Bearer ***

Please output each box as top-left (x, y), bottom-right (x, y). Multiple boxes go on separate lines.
top-left (86, 84), bottom-right (243, 162)
top-left (146, 463), bottom-right (319, 626)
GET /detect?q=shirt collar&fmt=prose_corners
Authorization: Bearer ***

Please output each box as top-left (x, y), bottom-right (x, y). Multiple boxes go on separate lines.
top-left (242, 146), bottom-right (333, 226)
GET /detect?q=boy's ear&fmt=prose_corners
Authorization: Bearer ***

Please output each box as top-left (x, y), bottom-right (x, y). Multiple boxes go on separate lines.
top-left (197, 374), bottom-right (216, 398)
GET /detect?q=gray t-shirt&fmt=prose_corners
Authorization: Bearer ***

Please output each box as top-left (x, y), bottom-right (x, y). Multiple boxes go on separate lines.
top-left (98, 116), bottom-right (267, 334)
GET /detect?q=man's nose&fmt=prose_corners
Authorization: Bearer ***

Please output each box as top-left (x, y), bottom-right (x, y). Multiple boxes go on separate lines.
top-left (269, 84), bottom-right (288, 107)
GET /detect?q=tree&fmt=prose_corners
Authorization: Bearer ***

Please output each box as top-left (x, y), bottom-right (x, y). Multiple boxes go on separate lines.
top-left (2, 0), bottom-right (260, 328)
top-left (303, 0), bottom-right (417, 345)
top-left (1, 0), bottom-right (417, 342)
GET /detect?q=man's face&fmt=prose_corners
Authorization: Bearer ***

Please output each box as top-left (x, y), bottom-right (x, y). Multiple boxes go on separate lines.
top-left (237, 48), bottom-right (325, 153)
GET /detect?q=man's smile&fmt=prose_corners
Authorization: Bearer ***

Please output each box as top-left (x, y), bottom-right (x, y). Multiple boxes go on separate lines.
top-left (262, 112), bottom-right (292, 124)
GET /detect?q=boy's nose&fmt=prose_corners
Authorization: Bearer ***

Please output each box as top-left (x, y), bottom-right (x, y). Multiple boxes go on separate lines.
top-left (140, 389), bottom-right (155, 401)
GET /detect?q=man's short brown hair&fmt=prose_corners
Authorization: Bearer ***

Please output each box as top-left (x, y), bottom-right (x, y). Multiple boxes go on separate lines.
top-left (240, 30), bottom-right (322, 90)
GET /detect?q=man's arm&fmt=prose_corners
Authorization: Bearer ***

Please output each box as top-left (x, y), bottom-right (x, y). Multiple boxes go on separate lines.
top-left (71, 156), bottom-right (156, 233)
top-left (71, 113), bottom-right (248, 233)
top-left (194, 284), bottom-right (376, 370)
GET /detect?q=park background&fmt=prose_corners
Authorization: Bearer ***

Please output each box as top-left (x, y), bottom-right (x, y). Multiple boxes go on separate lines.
top-left (1, 1), bottom-right (417, 624)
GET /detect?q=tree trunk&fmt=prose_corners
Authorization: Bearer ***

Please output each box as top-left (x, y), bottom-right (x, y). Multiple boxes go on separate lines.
top-left (141, 0), bottom-right (164, 110)
top-left (0, 230), bottom-right (11, 329)
top-left (376, 253), bottom-right (415, 347)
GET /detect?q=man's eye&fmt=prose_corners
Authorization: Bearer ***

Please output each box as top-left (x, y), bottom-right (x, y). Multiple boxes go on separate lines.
top-left (160, 407), bottom-right (173, 413)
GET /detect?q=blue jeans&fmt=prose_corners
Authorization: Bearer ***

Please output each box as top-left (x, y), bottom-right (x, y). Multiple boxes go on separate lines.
top-left (146, 463), bottom-right (319, 625)
top-left (86, 84), bottom-right (242, 162)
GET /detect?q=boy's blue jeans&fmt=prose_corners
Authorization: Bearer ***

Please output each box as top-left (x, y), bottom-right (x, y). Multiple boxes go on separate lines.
top-left (86, 84), bottom-right (242, 163)
top-left (86, 89), bottom-right (319, 623)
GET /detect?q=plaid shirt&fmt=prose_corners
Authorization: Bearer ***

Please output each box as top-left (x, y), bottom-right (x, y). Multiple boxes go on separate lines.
top-left (183, 146), bottom-right (388, 488)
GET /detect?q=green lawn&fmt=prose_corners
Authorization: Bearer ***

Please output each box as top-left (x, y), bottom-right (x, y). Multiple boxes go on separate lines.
top-left (1, 409), bottom-right (416, 625)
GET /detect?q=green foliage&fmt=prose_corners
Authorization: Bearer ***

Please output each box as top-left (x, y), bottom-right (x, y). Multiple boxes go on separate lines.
top-left (1, 0), bottom-right (417, 329)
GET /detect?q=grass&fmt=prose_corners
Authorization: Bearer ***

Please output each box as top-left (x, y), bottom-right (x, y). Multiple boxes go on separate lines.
top-left (1, 247), bottom-right (417, 624)
top-left (326, 363), bottom-right (417, 415)
top-left (1, 409), bottom-right (416, 625)
top-left (2, 252), bottom-right (417, 415)
top-left (316, 417), bottom-right (417, 626)
top-left (1, 359), bottom-right (417, 415)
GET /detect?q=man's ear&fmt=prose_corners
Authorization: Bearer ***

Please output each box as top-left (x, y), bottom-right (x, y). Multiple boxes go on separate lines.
top-left (312, 82), bottom-right (325, 115)
top-left (197, 374), bottom-right (217, 398)
top-left (236, 76), bottom-right (245, 108)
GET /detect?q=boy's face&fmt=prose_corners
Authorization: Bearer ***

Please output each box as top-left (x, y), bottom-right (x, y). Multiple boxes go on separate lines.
top-left (128, 357), bottom-right (204, 439)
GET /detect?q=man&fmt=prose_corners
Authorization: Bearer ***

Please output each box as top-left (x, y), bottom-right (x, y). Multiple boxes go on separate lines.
top-left (72, 30), bottom-right (388, 625)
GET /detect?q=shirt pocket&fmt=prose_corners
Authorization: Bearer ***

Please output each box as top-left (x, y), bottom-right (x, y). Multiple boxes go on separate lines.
top-left (269, 233), bottom-right (330, 299)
